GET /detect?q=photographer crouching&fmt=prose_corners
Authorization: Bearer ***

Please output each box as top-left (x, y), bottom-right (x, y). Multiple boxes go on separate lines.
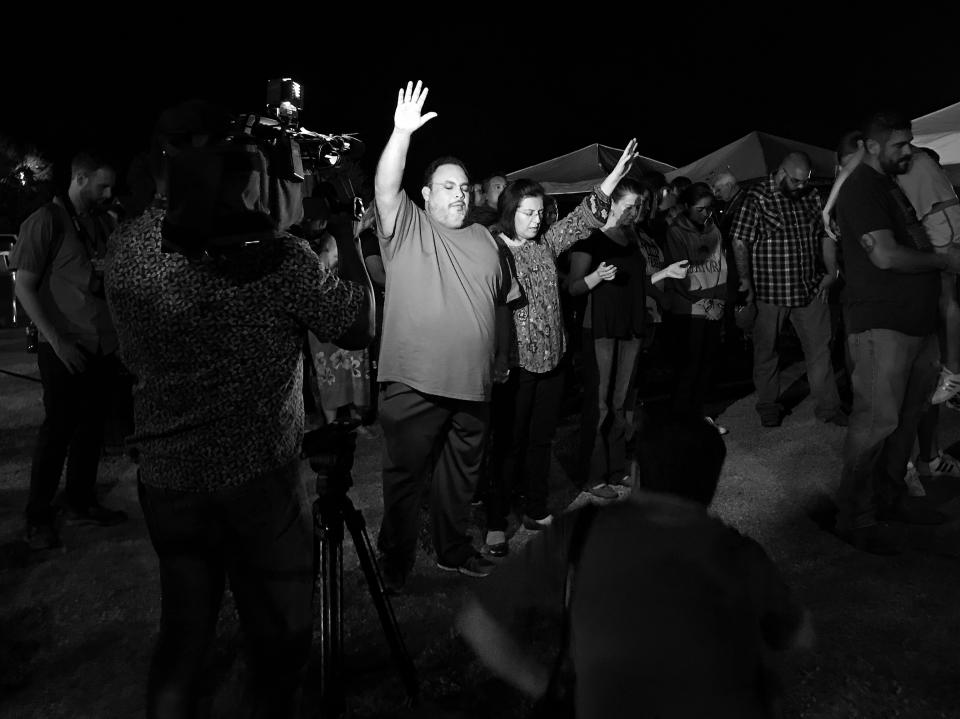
top-left (103, 100), bottom-right (374, 718)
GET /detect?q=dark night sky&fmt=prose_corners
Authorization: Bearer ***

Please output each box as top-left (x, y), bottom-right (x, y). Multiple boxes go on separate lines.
top-left (3, 12), bottom-right (958, 193)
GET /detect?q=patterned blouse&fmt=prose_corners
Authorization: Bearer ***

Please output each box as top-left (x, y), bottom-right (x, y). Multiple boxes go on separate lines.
top-left (502, 188), bottom-right (611, 373)
top-left (104, 206), bottom-right (366, 491)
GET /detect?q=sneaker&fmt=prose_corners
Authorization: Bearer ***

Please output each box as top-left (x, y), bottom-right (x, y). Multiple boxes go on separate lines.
top-left (704, 416), bottom-right (729, 436)
top-left (484, 531), bottom-right (508, 557)
top-left (931, 368), bottom-right (960, 404)
top-left (521, 514), bottom-right (553, 531)
top-left (902, 462), bottom-right (927, 497)
top-left (63, 503), bottom-right (128, 527)
top-left (23, 523), bottom-right (61, 551)
top-left (916, 450), bottom-right (960, 479)
top-left (588, 483), bottom-right (618, 500)
top-left (436, 553), bottom-right (494, 578)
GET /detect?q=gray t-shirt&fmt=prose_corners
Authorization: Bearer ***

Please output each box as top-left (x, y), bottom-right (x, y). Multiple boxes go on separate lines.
top-left (10, 198), bottom-right (117, 354)
top-left (377, 192), bottom-right (514, 402)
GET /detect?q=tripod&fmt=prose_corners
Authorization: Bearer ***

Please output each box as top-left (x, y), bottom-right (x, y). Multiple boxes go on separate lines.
top-left (306, 421), bottom-right (418, 717)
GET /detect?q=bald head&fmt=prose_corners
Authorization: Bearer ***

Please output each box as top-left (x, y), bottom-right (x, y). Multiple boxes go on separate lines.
top-left (712, 172), bottom-right (739, 202)
top-left (779, 152), bottom-right (811, 176)
top-left (776, 153), bottom-right (812, 200)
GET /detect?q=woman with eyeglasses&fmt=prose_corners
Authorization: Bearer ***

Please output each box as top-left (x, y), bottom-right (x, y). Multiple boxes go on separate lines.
top-left (482, 142), bottom-right (644, 556)
top-left (664, 182), bottom-right (729, 434)
top-left (568, 179), bottom-right (689, 499)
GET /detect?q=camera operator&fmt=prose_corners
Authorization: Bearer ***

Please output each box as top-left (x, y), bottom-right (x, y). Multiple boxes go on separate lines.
top-left (103, 100), bottom-right (374, 719)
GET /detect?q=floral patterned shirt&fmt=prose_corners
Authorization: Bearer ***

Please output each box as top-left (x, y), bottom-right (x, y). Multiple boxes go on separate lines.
top-left (104, 206), bottom-right (366, 491)
top-left (502, 188), bottom-right (611, 373)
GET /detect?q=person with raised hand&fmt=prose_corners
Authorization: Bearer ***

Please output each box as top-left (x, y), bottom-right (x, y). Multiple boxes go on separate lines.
top-left (483, 141), bottom-right (664, 555)
top-left (373, 81), bottom-right (519, 591)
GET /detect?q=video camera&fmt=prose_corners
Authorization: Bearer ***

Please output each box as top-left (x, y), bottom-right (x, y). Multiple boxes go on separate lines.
top-left (161, 78), bottom-right (364, 258)
top-left (242, 78), bottom-right (365, 183)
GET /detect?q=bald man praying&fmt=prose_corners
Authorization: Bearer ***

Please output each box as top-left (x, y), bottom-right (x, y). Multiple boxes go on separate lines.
top-left (730, 153), bottom-right (846, 428)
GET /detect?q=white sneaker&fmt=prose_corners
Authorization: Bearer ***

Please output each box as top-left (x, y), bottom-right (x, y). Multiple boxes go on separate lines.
top-left (931, 368), bottom-right (960, 404)
top-left (704, 416), bottom-right (729, 436)
top-left (916, 450), bottom-right (960, 479)
top-left (903, 461), bottom-right (927, 497)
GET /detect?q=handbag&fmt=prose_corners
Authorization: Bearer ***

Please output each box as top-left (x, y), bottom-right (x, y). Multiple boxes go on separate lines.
top-left (528, 504), bottom-right (598, 719)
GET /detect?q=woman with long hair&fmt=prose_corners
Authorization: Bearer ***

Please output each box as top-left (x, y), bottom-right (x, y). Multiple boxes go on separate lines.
top-left (664, 182), bottom-right (728, 433)
top-left (569, 179), bottom-right (688, 498)
top-left (483, 142), bottom-right (642, 556)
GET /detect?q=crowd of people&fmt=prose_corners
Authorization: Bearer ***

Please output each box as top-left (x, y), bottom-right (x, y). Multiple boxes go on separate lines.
top-left (8, 77), bottom-right (960, 716)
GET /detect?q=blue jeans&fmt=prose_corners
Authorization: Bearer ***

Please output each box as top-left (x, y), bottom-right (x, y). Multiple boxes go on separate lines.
top-left (837, 330), bottom-right (939, 532)
top-left (752, 300), bottom-right (841, 420)
top-left (592, 337), bottom-right (642, 483)
top-left (138, 460), bottom-right (314, 719)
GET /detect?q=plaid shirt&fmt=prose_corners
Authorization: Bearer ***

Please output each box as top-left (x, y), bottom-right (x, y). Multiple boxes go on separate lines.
top-left (731, 175), bottom-right (826, 307)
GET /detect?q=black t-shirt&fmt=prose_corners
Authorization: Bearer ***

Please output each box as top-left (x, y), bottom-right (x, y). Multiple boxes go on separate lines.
top-left (836, 163), bottom-right (939, 336)
top-left (577, 228), bottom-right (647, 339)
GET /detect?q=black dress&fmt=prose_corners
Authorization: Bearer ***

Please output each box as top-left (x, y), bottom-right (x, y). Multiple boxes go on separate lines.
top-left (579, 228), bottom-right (647, 339)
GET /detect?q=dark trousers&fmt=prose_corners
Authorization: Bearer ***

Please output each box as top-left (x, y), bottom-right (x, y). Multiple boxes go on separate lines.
top-left (669, 315), bottom-right (722, 418)
top-left (486, 365), bottom-right (565, 530)
top-left (837, 330), bottom-right (939, 532)
top-left (577, 329), bottom-right (599, 488)
top-left (377, 382), bottom-right (489, 571)
top-left (26, 342), bottom-right (121, 524)
top-left (138, 461), bottom-right (314, 719)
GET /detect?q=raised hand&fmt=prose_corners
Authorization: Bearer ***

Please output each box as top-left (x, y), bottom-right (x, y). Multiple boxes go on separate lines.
top-left (601, 139), bottom-right (640, 196)
top-left (613, 138), bottom-right (639, 178)
top-left (393, 80), bottom-right (438, 135)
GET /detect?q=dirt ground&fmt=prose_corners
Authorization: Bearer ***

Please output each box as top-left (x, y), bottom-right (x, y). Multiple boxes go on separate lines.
top-left (3, 326), bottom-right (960, 719)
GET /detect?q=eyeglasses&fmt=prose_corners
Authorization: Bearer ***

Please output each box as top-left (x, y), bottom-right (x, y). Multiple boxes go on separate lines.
top-left (517, 209), bottom-right (544, 219)
top-left (431, 181), bottom-right (471, 194)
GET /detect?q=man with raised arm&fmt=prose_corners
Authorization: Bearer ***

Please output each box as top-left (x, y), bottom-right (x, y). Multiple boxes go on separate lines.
top-left (373, 80), bottom-right (518, 587)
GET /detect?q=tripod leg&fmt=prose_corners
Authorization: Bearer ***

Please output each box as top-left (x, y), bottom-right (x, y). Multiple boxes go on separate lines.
top-left (339, 496), bottom-right (419, 705)
top-left (315, 498), bottom-right (347, 717)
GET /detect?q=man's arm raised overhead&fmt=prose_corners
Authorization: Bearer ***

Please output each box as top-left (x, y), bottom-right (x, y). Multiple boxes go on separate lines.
top-left (374, 80), bottom-right (438, 239)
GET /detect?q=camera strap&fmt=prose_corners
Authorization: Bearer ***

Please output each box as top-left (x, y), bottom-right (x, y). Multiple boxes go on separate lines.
top-left (61, 195), bottom-right (106, 264)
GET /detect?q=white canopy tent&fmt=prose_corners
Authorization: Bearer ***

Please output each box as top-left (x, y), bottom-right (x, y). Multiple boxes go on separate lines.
top-left (913, 100), bottom-right (960, 184)
top-left (665, 131), bottom-right (837, 185)
top-left (506, 144), bottom-right (675, 195)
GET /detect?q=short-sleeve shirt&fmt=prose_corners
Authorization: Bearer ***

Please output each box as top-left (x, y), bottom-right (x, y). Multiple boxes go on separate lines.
top-left (9, 197), bottom-right (118, 354)
top-left (376, 192), bottom-right (515, 402)
top-left (897, 148), bottom-right (958, 221)
top-left (471, 492), bottom-right (806, 719)
top-left (730, 176), bottom-right (826, 307)
top-left (836, 163), bottom-right (939, 336)
top-left (576, 228), bottom-right (647, 339)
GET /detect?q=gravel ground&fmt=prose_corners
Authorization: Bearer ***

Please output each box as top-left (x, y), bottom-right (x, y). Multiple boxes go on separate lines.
top-left (2, 327), bottom-right (960, 718)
